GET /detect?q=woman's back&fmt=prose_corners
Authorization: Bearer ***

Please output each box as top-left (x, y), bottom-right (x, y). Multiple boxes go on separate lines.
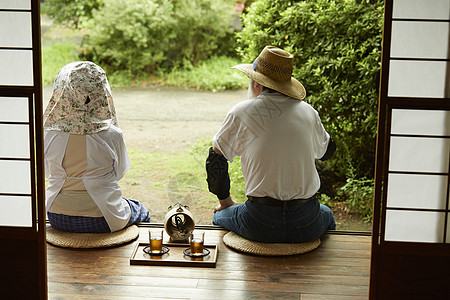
top-left (43, 61), bottom-right (150, 233)
top-left (62, 134), bottom-right (87, 191)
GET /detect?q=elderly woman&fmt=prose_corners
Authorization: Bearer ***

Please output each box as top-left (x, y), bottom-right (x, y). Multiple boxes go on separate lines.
top-left (44, 61), bottom-right (150, 233)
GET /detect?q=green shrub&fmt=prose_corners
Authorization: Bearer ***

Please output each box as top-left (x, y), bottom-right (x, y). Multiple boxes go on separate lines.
top-left (80, 0), bottom-right (237, 73)
top-left (80, 0), bottom-right (174, 73)
top-left (237, 0), bottom-right (384, 180)
top-left (338, 177), bottom-right (374, 222)
top-left (41, 0), bottom-right (103, 28)
top-left (166, 0), bottom-right (238, 66)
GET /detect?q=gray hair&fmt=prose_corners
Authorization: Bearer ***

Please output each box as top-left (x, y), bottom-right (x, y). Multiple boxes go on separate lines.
top-left (247, 78), bottom-right (255, 99)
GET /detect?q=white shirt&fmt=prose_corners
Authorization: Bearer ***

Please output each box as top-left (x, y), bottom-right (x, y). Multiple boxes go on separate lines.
top-left (213, 91), bottom-right (330, 200)
top-left (44, 125), bottom-right (131, 232)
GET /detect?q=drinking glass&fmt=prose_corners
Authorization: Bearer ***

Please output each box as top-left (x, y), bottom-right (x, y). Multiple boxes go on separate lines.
top-left (149, 228), bottom-right (163, 253)
top-left (189, 230), bottom-right (204, 255)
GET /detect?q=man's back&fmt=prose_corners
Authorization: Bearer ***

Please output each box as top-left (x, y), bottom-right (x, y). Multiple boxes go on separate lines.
top-left (214, 91), bottom-right (330, 200)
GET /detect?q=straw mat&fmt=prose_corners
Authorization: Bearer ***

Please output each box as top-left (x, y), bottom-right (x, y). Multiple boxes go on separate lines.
top-left (46, 225), bottom-right (139, 249)
top-left (223, 231), bottom-right (320, 256)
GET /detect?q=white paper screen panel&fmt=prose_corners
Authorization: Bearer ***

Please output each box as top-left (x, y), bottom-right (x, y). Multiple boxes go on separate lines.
top-left (0, 160), bottom-right (31, 194)
top-left (388, 61), bottom-right (449, 98)
top-left (0, 196), bottom-right (32, 227)
top-left (390, 21), bottom-right (449, 59)
top-left (385, 210), bottom-right (445, 243)
top-left (0, 12), bottom-right (32, 47)
top-left (389, 137), bottom-right (450, 173)
top-left (387, 174), bottom-right (448, 209)
top-left (0, 50), bottom-right (33, 86)
top-left (0, 124), bottom-right (30, 158)
top-left (0, 0), bottom-right (30, 9)
top-left (391, 109), bottom-right (450, 136)
top-left (0, 1), bottom-right (35, 228)
top-left (393, 0), bottom-right (450, 20)
top-left (0, 97), bottom-right (29, 122)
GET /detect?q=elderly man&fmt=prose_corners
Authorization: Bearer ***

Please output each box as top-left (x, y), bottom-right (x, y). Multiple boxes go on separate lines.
top-left (206, 46), bottom-right (336, 243)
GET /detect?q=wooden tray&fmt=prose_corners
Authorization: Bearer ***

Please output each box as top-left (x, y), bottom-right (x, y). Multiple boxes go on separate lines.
top-left (130, 242), bottom-right (218, 268)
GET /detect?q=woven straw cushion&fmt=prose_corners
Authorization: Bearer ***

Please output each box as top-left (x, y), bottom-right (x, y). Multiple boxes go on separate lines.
top-left (223, 231), bottom-right (320, 256)
top-left (46, 225), bottom-right (139, 249)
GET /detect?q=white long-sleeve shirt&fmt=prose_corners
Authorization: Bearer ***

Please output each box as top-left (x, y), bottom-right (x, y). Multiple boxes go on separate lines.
top-left (44, 125), bottom-right (131, 232)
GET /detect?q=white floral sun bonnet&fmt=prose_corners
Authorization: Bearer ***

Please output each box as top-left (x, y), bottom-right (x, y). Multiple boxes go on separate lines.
top-left (43, 61), bottom-right (118, 134)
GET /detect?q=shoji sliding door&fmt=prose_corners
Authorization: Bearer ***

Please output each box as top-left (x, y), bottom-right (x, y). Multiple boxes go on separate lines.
top-left (370, 0), bottom-right (450, 298)
top-left (0, 0), bottom-right (47, 298)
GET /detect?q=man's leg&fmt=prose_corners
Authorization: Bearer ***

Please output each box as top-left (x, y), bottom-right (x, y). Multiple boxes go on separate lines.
top-left (213, 201), bottom-right (281, 242)
top-left (212, 203), bottom-right (247, 235)
top-left (320, 204), bottom-right (336, 230)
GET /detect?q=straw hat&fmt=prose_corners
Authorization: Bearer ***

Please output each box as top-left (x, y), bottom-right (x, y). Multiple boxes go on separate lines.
top-left (232, 46), bottom-right (306, 100)
top-left (46, 225), bottom-right (139, 249)
top-left (223, 231), bottom-right (320, 256)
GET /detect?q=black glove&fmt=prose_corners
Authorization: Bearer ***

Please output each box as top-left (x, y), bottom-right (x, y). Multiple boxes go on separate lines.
top-left (320, 137), bottom-right (336, 161)
top-left (205, 147), bottom-right (230, 200)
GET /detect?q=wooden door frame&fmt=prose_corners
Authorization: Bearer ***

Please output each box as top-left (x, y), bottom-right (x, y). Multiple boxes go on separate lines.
top-left (370, 0), bottom-right (450, 298)
top-left (0, 0), bottom-right (47, 298)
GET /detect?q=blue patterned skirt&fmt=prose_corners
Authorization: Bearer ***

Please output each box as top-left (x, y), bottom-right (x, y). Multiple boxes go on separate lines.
top-left (47, 198), bottom-right (150, 233)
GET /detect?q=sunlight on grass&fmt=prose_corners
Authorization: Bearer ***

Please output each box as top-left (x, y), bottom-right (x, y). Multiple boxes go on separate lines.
top-left (41, 15), bottom-right (84, 85)
top-left (42, 42), bottom-right (248, 91)
top-left (42, 42), bottom-right (80, 86)
top-left (160, 56), bottom-right (248, 92)
top-left (123, 139), bottom-right (247, 211)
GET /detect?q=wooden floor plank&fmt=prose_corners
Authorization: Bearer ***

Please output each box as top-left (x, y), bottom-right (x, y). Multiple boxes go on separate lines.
top-left (48, 282), bottom-right (300, 300)
top-left (47, 226), bottom-right (371, 299)
top-left (196, 278), bottom-right (368, 296)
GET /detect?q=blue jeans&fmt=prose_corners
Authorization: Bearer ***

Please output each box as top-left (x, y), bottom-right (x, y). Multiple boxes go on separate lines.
top-left (212, 197), bottom-right (336, 243)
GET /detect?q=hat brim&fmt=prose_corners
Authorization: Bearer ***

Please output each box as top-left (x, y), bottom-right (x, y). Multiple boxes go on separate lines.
top-left (232, 64), bottom-right (306, 100)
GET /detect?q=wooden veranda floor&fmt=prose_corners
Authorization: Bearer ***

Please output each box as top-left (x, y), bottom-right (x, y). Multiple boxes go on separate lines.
top-left (46, 225), bottom-right (371, 299)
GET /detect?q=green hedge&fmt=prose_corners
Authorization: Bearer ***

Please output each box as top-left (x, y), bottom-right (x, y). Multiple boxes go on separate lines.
top-left (78, 0), bottom-right (237, 73)
top-left (41, 0), bottom-right (103, 28)
top-left (237, 0), bottom-right (384, 181)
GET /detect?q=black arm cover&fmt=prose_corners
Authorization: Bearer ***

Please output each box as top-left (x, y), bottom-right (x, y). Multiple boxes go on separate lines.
top-left (205, 147), bottom-right (230, 200)
top-left (320, 137), bottom-right (336, 161)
